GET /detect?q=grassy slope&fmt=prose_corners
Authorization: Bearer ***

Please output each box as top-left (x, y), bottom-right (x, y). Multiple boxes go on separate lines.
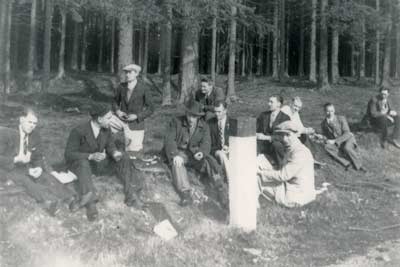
top-left (0, 74), bottom-right (399, 267)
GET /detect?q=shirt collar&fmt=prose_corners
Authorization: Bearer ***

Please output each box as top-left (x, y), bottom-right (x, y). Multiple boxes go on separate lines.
top-left (90, 120), bottom-right (101, 137)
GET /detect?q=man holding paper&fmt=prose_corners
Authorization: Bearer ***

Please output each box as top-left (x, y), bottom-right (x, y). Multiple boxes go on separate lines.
top-left (65, 105), bottom-right (144, 221)
top-left (0, 107), bottom-right (75, 216)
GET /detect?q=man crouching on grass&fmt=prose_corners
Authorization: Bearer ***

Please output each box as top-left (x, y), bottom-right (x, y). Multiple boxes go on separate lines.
top-left (65, 105), bottom-right (144, 221)
top-left (258, 121), bottom-right (316, 208)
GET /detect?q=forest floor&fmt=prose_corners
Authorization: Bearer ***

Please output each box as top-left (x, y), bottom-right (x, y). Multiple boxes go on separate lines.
top-left (0, 73), bottom-right (399, 267)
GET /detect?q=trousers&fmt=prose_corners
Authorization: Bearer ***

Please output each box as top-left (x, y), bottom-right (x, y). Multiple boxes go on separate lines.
top-left (324, 136), bottom-right (362, 170)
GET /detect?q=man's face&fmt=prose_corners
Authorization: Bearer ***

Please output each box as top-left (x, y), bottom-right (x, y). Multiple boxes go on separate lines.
top-left (186, 114), bottom-right (199, 126)
top-left (380, 90), bottom-right (389, 101)
top-left (200, 82), bottom-right (213, 95)
top-left (268, 97), bottom-right (281, 111)
top-left (20, 113), bottom-right (38, 135)
top-left (214, 105), bottom-right (227, 121)
top-left (97, 111), bottom-right (113, 129)
top-left (325, 105), bottom-right (335, 119)
top-left (291, 101), bottom-right (302, 114)
top-left (125, 70), bottom-right (138, 83)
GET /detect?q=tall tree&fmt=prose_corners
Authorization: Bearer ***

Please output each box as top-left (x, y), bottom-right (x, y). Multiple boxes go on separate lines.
top-left (298, 1), bottom-right (305, 77)
top-left (57, 2), bottom-right (67, 79)
top-left (71, 20), bottom-right (79, 71)
top-left (97, 13), bottom-right (105, 72)
top-left (110, 16), bottom-right (116, 73)
top-left (3, 1), bottom-right (12, 95)
top-left (81, 11), bottom-right (88, 71)
top-left (359, 0), bottom-right (366, 80)
top-left (309, 0), bottom-right (317, 82)
top-left (241, 26), bottom-right (246, 77)
top-left (0, 1), bottom-right (7, 74)
top-left (227, 3), bottom-right (238, 101)
top-left (257, 33), bottom-right (264, 76)
top-left (318, 0), bottom-right (331, 90)
top-left (331, 27), bottom-right (339, 84)
top-left (41, 0), bottom-right (53, 92)
top-left (118, 12), bottom-right (133, 81)
top-left (161, 0), bottom-right (172, 106)
top-left (142, 20), bottom-right (149, 78)
top-left (272, 0), bottom-right (278, 79)
top-left (381, 0), bottom-right (393, 87)
top-left (374, 0), bottom-right (380, 85)
top-left (278, 0), bottom-right (286, 81)
top-left (211, 5), bottom-right (217, 83)
top-left (27, 0), bottom-right (38, 90)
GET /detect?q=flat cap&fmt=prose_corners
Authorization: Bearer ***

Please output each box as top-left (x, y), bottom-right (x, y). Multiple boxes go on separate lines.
top-left (123, 64), bottom-right (141, 73)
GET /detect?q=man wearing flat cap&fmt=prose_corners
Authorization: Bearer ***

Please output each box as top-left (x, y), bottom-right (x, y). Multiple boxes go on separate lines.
top-left (65, 105), bottom-right (144, 221)
top-left (163, 100), bottom-right (227, 207)
top-left (258, 121), bottom-right (316, 208)
top-left (111, 63), bottom-right (154, 153)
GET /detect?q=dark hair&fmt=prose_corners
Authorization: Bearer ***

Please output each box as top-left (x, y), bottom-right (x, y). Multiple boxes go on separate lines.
top-left (214, 100), bottom-right (228, 109)
top-left (19, 106), bottom-right (38, 118)
top-left (379, 86), bottom-right (390, 93)
top-left (200, 77), bottom-right (213, 85)
top-left (271, 95), bottom-right (284, 105)
top-left (89, 104), bottom-right (111, 120)
top-left (323, 102), bottom-right (334, 110)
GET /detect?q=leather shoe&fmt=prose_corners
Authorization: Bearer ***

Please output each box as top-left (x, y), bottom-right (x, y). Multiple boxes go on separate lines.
top-left (391, 139), bottom-right (400, 149)
top-left (86, 203), bottom-right (98, 222)
top-left (69, 198), bottom-right (80, 212)
top-left (43, 200), bottom-right (60, 217)
top-left (179, 191), bottom-right (193, 207)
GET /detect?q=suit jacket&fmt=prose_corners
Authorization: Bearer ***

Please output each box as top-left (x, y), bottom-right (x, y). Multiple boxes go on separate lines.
top-left (366, 94), bottom-right (393, 120)
top-left (321, 115), bottom-right (353, 146)
top-left (0, 126), bottom-right (45, 171)
top-left (112, 80), bottom-right (154, 130)
top-left (208, 116), bottom-right (231, 155)
top-left (256, 110), bottom-right (290, 135)
top-left (163, 116), bottom-right (211, 162)
top-left (64, 121), bottom-right (117, 164)
top-left (195, 87), bottom-right (225, 112)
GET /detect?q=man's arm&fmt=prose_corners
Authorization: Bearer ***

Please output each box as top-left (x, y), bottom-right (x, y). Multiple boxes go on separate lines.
top-left (64, 129), bottom-right (91, 162)
top-left (136, 86), bottom-right (154, 122)
top-left (29, 132), bottom-right (46, 169)
top-left (259, 152), bottom-right (305, 182)
top-left (368, 97), bottom-right (386, 118)
top-left (198, 124), bottom-right (212, 155)
top-left (105, 130), bottom-right (117, 156)
top-left (112, 85), bottom-right (122, 112)
top-left (334, 116), bottom-right (353, 146)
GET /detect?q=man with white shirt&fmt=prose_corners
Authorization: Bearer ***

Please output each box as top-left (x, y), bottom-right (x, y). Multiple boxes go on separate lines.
top-left (280, 96), bottom-right (315, 143)
top-left (256, 95), bottom-right (290, 168)
top-left (65, 105), bottom-right (144, 221)
top-left (0, 108), bottom-right (75, 216)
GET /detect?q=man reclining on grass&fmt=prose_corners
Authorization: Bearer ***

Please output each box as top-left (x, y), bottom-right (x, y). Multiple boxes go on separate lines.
top-left (258, 121), bottom-right (316, 208)
top-left (0, 107), bottom-right (75, 216)
top-left (64, 105), bottom-right (144, 222)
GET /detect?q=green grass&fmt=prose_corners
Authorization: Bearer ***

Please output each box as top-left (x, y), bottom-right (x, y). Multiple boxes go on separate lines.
top-left (0, 74), bottom-right (399, 267)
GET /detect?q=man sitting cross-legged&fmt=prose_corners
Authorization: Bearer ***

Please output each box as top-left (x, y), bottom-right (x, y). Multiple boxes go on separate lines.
top-left (0, 107), bottom-right (75, 216)
top-left (320, 103), bottom-right (367, 173)
top-left (163, 100), bottom-right (227, 207)
top-left (65, 105), bottom-right (144, 221)
top-left (258, 121), bottom-right (316, 208)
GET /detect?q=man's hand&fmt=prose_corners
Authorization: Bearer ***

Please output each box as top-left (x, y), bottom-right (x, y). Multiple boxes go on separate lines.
top-left (14, 151), bottom-right (32, 164)
top-left (257, 133), bottom-right (272, 141)
top-left (305, 127), bottom-right (315, 135)
top-left (112, 151), bottom-right (123, 162)
top-left (386, 115), bottom-right (394, 123)
top-left (389, 110), bottom-right (397, 117)
top-left (194, 151), bottom-right (204, 161)
top-left (116, 110), bottom-right (128, 120)
top-left (326, 139), bottom-right (336, 145)
top-left (88, 150), bottom-right (106, 162)
top-left (29, 167), bottom-right (43, 179)
top-left (222, 145), bottom-right (229, 153)
top-left (126, 114), bottom-right (138, 121)
top-left (173, 155), bottom-right (184, 167)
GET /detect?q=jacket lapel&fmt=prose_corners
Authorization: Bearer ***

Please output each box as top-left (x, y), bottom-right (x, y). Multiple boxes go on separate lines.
top-left (83, 122), bottom-right (99, 151)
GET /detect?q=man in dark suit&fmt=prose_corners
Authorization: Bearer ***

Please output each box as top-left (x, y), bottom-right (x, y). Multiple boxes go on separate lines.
top-left (256, 95), bottom-right (290, 168)
top-left (111, 64), bottom-right (154, 153)
top-left (65, 105), bottom-right (143, 221)
top-left (195, 77), bottom-right (226, 121)
top-left (163, 100), bottom-right (227, 207)
top-left (0, 108), bottom-right (75, 216)
top-left (320, 103), bottom-right (367, 172)
top-left (208, 101), bottom-right (231, 178)
top-left (365, 86), bottom-right (400, 149)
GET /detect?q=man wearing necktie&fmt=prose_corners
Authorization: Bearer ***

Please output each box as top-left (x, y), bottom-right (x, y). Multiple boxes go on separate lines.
top-left (256, 95), bottom-right (290, 168)
top-left (320, 103), bottom-right (367, 172)
top-left (163, 100), bottom-right (227, 207)
top-left (0, 108), bottom-right (75, 216)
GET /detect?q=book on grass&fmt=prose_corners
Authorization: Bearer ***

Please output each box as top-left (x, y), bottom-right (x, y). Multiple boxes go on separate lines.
top-left (50, 170), bottom-right (77, 184)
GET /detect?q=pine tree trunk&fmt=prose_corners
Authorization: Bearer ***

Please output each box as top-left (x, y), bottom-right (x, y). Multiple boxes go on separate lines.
top-left (57, 6), bottom-right (66, 79)
top-left (227, 4), bottom-right (238, 101)
top-left (3, 1), bottom-right (12, 95)
top-left (309, 0), bottom-right (317, 82)
top-left (12, 11), bottom-right (20, 71)
top-left (179, 25), bottom-right (199, 103)
top-left (397, 4), bottom-right (400, 79)
top-left (359, 1), bottom-right (366, 80)
top-left (71, 21), bottom-right (79, 71)
top-left (241, 27), bottom-right (246, 77)
top-left (0, 1), bottom-right (7, 75)
top-left (318, 0), bottom-right (330, 91)
top-left (284, 6), bottom-right (289, 77)
top-left (161, 0), bottom-right (172, 106)
top-left (138, 26), bottom-right (144, 66)
top-left (257, 34), bottom-right (263, 76)
top-left (272, 0), bottom-right (278, 79)
top-left (331, 27), bottom-right (339, 84)
top-left (142, 20), bottom-right (149, 78)
top-left (381, 8), bottom-right (392, 87)
top-left (298, 2), bottom-right (304, 77)
top-left (157, 25), bottom-right (162, 75)
top-left (266, 33), bottom-right (271, 76)
top-left (97, 14), bottom-right (104, 72)
top-left (374, 0), bottom-right (380, 85)
top-left (211, 7), bottom-right (217, 84)
top-left (27, 0), bottom-right (37, 90)
top-left (118, 13), bottom-right (133, 81)
top-left (249, 38), bottom-right (254, 78)
top-left (278, 0), bottom-right (286, 81)
top-left (81, 12), bottom-right (88, 71)
top-left (41, 0), bottom-right (53, 92)
top-left (110, 17), bottom-right (115, 73)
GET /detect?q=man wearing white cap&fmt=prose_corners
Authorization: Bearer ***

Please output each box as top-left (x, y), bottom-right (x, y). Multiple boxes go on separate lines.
top-left (111, 64), bottom-right (154, 153)
top-left (258, 121), bottom-right (316, 208)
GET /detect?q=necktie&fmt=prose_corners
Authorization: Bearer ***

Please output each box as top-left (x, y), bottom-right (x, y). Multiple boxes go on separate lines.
top-left (23, 134), bottom-right (28, 154)
top-left (218, 122), bottom-right (225, 148)
top-left (189, 123), bottom-right (196, 139)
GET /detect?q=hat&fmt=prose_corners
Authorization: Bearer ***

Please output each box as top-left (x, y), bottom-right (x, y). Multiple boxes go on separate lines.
top-left (274, 121), bottom-right (298, 134)
top-left (89, 104), bottom-right (110, 118)
top-left (184, 100), bottom-right (205, 117)
top-left (123, 64), bottom-right (141, 73)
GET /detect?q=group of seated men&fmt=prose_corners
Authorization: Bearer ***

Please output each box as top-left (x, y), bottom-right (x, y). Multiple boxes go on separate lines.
top-left (1, 63), bottom-right (399, 221)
